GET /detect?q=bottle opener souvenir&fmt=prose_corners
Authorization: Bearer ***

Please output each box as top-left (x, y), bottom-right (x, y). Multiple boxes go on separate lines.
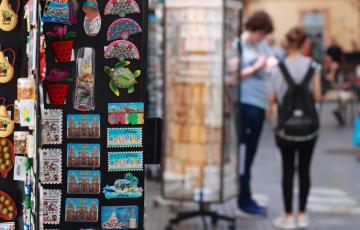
top-left (74, 47), bottom-right (95, 111)
top-left (0, 0), bottom-right (19, 31)
top-left (0, 46), bottom-right (15, 84)
top-left (0, 98), bottom-right (14, 138)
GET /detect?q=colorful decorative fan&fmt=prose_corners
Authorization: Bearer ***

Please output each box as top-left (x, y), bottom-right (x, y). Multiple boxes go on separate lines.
top-left (104, 40), bottom-right (140, 61)
top-left (107, 18), bottom-right (142, 41)
top-left (104, 0), bottom-right (140, 17)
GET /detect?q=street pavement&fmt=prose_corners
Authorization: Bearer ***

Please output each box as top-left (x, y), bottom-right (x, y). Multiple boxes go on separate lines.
top-left (145, 103), bottom-right (360, 230)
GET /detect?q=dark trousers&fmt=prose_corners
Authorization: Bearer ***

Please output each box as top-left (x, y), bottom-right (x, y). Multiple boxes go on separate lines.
top-left (276, 137), bottom-right (316, 213)
top-left (237, 103), bottom-right (265, 206)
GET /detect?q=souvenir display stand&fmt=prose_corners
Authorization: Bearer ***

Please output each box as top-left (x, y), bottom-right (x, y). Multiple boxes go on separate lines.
top-left (36, 0), bottom-right (155, 229)
top-left (0, 0), bottom-right (159, 229)
top-left (163, 0), bottom-right (242, 229)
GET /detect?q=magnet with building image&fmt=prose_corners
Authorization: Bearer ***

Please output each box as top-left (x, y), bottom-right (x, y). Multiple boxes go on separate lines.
top-left (67, 114), bottom-right (100, 139)
top-left (67, 170), bottom-right (101, 195)
top-left (67, 143), bottom-right (100, 168)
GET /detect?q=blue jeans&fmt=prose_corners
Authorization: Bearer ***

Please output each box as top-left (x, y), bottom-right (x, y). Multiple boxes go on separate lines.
top-left (237, 103), bottom-right (265, 206)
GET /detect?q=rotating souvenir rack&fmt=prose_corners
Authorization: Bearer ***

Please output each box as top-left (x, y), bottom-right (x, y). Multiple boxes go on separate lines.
top-left (163, 0), bottom-right (242, 229)
top-left (36, 0), bottom-right (160, 229)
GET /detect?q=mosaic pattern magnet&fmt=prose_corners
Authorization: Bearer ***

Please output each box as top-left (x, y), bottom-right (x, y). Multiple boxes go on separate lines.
top-left (108, 103), bottom-right (144, 125)
top-left (67, 170), bottom-right (101, 194)
top-left (103, 173), bottom-right (143, 199)
top-left (107, 18), bottom-right (142, 41)
top-left (65, 198), bottom-right (99, 222)
top-left (101, 206), bottom-right (138, 229)
top-left (42, 189), bottom-right (61, 225)
top-left (107, 128), bottom-right (142, 148)
top-left (40, 149), bottom-right (62, 184)
top-left (108, 151), bottom-right (143, 172)
top-left (104, 0), bottom-right (140, 17)
top-left (67, 144), bottom-right (100, 168)
top-left (67, 114), bottom-right (100, 139)
top-left (104, 40), bottom-right (140, 61)
top-left (41, 109), bottom-right (63, 145)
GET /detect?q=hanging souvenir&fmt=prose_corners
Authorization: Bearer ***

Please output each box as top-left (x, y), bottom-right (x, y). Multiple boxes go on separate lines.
top-left (45, 69), bottom-right (73, 105)
top-left (104, 40), bottom-right (140, 61)
top-left (82, 0), bottom-right (101, 37)
top-left (0, 190), bottom-right (17, 221)
top-left (17, 78), bottom-right (35, 99)
top-left (104, 0), bottom-right (140, 17)
top-left (73, 47), bottom-right (95, 111)
top-left (0, 46), bottom-right (15, 84)
top-left (42, 0), bottom-right (71, 25)
top-left (107, 18), bottom-right (142, 41)
top-left (0, 99), bottom-right (14, 138)
top-left (46, 25), bottom-right (76, 63)
top-left (0, 0), bottom-right (19, 31)
top-left (0, 137), bottom-right (14, 178)
top-left (104, 61), bottom-right (140, 96)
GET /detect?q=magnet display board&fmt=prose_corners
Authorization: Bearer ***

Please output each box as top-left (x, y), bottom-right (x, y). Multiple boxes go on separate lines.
top-left (40, 0), bottom-right (148, 229)
top-left (163, 0), bottom-right (241, 202)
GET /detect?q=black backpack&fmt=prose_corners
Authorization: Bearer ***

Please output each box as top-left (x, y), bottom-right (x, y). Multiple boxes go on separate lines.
top-left (277, 61), bottom-right (319, 141)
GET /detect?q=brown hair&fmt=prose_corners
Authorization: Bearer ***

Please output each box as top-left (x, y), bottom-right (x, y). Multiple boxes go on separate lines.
top-left (245, 11), bottom-right (274, 34)
top-left (284, 27), bottom-right (307, 50)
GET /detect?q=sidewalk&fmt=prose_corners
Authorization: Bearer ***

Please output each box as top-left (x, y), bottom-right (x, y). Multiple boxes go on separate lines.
top-left (145, 103), bottom-right (360, 230)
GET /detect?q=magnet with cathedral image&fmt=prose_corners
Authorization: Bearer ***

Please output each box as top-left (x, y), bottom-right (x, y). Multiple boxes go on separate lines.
top-left (67, 143), bottom-right (100, 168)
top-left (67, 114), bottom-right (100, 139)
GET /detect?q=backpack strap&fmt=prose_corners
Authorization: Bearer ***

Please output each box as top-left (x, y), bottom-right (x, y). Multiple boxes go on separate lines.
top-left (301, 60), bottom-right (316, 87)
top-left (278, 62), bottom-right (295, 87)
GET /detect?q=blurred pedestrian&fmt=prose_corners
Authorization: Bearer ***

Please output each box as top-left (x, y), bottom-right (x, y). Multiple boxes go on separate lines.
top-left (322, 44), bottom-right (352, 126)
top-left (236, 10), bottom-right (274, 217)
top-left (268, 27), bottom-right (322, 229)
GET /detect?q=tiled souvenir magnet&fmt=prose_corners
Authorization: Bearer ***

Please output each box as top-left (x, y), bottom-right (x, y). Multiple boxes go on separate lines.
top-left (108, 103), bottom-right (144, 125)
top-left (41, 189), bottom-right (61, 225)
top-left (65, 198), bottom-right (99, 222)
top-left (108, 151), bottom-right (143, 172)
top-left (67, 144), bottom-right (100, 168)
top-left (19, 100), bottom-right (36, 129)
top-left (17, 78), bottom-right (35, 100)
top-left (13, 156), bottom-right (26, 181)
top-left (67, 114), bottom-right (100, 139)
top-left (107, 128), bottom-right (142, 148)
top-left (101, 206), bottom-right (138, 229)
top-left (67, 170), bottom-right (101, 194)
top-left (104, 0), bottom-right (140, 17)
top-left (14, 131), bottom-right (29, 155)
top-left (41, 109), bottom-right (62, 145)
top-left (0, 222), bottom-right (15, 230)
top-left (103, 173), bottom-right (143, 199)
top-left (40, 149), bottom-right (62, 184)
top-left (104, 61), bottom-right (141, 96)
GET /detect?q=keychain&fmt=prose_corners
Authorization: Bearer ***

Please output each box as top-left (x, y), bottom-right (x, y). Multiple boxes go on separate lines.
top-left (0, 98), bottom-right (14, 138)
top-left (0, 45), bottom-right (15, 84)
top-left (0, 0), bottom-right (19, 31)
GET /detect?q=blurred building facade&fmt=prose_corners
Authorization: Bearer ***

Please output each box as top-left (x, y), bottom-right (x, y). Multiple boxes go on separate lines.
top-left (244, 0), bottom-right (360, 55)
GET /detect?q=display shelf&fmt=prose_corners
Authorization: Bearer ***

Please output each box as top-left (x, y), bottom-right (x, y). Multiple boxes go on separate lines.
top-left (163, 0), bottom-right (242, 204)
